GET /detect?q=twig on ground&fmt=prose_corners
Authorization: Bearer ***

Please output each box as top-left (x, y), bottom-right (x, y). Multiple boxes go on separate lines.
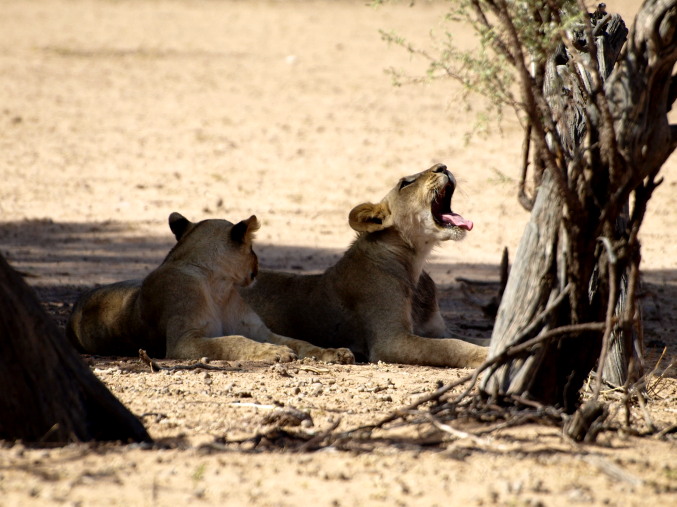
top-left (295, 419), bottom-right (341, 452)
top-left (645, 348), bottom-right (675, 397)
top-left (634, 384), bottom-right (658, 433)
top-left (262, 407), bottom-right (313, 428)
top-left (210, 427), bottom-right (315, 451)
top-left (229, 402), bottom-right (278, 410)
top-left (139, 412), bottom-right (168, 423)
top-left (347, 314), bottom-right (607, 437)
top-left (564, 401), bottom-right (608, 442)
top-left (424, 413), bottom-right (502, 449)
top-left (655, 424), bottom-right (677, 439)
top-left (138, 349), bottom-right (237, 373)
top-left (139, 349), bottom-right (164, 372)
top-left (295, 364), bottom-right (331, 374)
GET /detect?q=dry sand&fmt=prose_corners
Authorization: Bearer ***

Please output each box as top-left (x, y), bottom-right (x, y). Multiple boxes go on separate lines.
top-left (0, 1), bottom-right (675, 505)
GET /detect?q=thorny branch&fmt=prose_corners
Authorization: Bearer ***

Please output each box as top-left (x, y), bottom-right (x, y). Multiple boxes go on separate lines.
top-left (208, 347), bottom-right (673, 454)
top-left (344, 317), bottom-right (607, 436)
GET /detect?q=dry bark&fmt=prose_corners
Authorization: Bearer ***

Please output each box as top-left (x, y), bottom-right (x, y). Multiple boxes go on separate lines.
top-left (481, 1), bottom-right (677, 410)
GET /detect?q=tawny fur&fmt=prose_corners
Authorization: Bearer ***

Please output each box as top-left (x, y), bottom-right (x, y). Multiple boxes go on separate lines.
top-left (67, 213), bottom-right (354, 364)
top-left (240, 163), bottom-right (488, 367)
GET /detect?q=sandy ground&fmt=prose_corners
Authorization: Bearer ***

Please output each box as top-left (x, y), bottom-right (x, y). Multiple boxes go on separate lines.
top-left (1, 0), bottom-right (676, 505)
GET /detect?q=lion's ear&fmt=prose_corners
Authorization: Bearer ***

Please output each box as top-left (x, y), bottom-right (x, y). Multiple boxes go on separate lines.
top-left (348, 202), bottom-right (391, 233)
top-left (231, 215), bottom-right (260, 244)
top-left (168, 212), bottom-right (193, 241)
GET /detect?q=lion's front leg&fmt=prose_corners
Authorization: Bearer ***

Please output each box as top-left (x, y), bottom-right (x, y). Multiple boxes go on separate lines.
top-left (369, 333), bottom-right (487, 368)
top-left (266, 333), bottom-right (355, 364)
top-left (167, 332), bottom-right (297, 362)
top-left (165, 313), bottom-right (296, 362)
top-left (413, 298), bottom-right (491, 346)
top-left (226, 293), bottom-right (355, 364)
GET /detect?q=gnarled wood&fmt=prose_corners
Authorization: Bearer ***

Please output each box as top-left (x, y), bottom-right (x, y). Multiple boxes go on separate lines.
top-left (481, 1), bottom-right (677, 409)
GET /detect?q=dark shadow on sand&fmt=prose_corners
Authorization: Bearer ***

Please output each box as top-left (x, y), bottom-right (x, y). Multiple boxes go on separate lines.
top-left (1, 218), bottom-right (675, 375)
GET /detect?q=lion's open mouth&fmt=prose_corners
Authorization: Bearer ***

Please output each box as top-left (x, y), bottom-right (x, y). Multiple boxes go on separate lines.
top-left (431, 182), bottom-right (473, 231)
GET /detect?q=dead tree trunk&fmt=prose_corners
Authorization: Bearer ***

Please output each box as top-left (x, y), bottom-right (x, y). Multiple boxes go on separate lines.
top-left (480, 0), bottom-right (677, 410)
top-left (0, 253), bottom-right (151, 443)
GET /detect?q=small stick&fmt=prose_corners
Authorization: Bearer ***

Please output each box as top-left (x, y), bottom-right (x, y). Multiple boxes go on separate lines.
top-left (295, 419), bottom-right (341, 453)
top-left (425, 414), bottom-right (500, 448)
top-left (229, 402), bottom-right (277, 410)
top-left (655, 424), bottom-right (677, 439)
top-left (634, 387), bottom-right (657, 433)
top-left (348, 316), bottom-right (605, 435)
top-left (138, 349), bottom-right (236, 373)
top-left (296, 365), bottom-right (330, 374)
top-left (139, 349), bottom-right (164, 372)
top-left (139, 412), bottom-right (168, 422)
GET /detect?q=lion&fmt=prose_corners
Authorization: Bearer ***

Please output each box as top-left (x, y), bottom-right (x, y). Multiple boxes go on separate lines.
top-left (240, 163), bottom-right (488, 367)
top-left (67, 213), bottom-right (354, 364)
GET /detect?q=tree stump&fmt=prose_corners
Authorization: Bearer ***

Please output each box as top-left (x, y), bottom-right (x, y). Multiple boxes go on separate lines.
top-left (0, 253), bottom-right (151, 443)
top-left (481, 1), bottom-right (677, 409)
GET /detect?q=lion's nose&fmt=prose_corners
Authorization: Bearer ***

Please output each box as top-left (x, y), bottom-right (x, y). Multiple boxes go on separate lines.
top-left (432, 164), bottom-right (447, 173)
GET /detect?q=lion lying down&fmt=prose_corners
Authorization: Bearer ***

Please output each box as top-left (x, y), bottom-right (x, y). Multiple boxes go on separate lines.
top-left (67, 213), bottom-right (354, 364)
top-left (240, 163), bottom-right (488, 368)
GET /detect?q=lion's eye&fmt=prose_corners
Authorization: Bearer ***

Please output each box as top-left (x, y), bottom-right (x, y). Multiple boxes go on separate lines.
top-left (399, 177), bottom-right (416, 190)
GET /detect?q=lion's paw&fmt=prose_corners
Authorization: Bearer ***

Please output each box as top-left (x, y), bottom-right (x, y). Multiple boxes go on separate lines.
top-left (252, 343), bottom-right (297, 363)
top-left (320, 347), bottom-right (355, 364)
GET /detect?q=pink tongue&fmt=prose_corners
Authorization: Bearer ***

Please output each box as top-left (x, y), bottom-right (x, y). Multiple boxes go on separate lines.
top-left (443, 212), bottom-right (473, 231)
